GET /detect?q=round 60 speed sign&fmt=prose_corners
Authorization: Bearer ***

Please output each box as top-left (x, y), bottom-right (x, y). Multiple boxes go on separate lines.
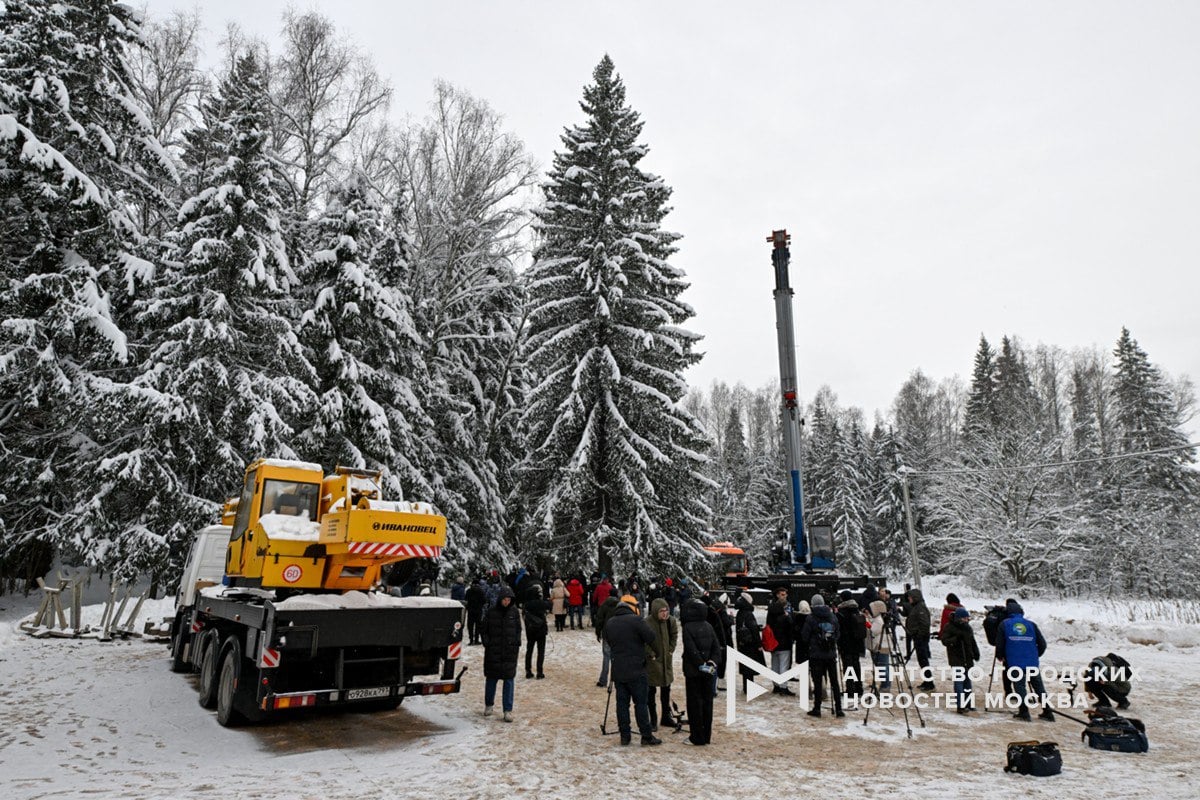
top-left (282, 564), bottom-right (303, 584)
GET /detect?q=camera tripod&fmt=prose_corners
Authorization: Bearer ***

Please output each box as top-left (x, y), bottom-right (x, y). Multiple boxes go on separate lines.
top-left (862, 617), bottom-right (926, 738)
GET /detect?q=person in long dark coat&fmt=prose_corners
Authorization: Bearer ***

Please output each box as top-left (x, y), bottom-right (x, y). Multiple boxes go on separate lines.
top-left (681, 599), bottom-right (721, 745)
top-left (734, 592), bottom-right (764, 696)
top-left (465, 578), bottom-right (486, 645)
top-left (481, 585), bottom-right (521, 721)
top-left (523, 585), bottom-right (549, 678)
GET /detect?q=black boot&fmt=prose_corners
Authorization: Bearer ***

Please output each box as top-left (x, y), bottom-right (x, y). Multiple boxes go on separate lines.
top-left (1039, 708), bottom-right (1055, 721)
top-left (641, 734), bottom-right (662, 746)
top-left (807, 708), bottom-right (821, 718)
top-left (619, 733), bottom-right (631, 746)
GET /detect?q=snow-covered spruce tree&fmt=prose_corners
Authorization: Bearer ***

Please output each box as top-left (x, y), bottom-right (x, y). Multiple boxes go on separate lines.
top-left (133, 53), bottom-right (315, 586)
top-left (864, 422), bottom-right (909, 576)
top-left (397, 83), bottom-right (535, 572)
top-left (961, 334), bottom-right (997, 443)
top-left (1111, 327), bottom-right (1196, 500)
top-left (294, 175), bottom-right (434, 504)
top-left (0, 0), bottom-right (176, 588)
top-left (741, 388), bottom-right (788, 570)
top-left (520, 56), bottom-right (712, 575)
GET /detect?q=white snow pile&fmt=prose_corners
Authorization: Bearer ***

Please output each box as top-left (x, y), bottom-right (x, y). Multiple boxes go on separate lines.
top-left (273, 591), bottom-right (463, 611)
top-left (257, 511), bottom-right (320, 540)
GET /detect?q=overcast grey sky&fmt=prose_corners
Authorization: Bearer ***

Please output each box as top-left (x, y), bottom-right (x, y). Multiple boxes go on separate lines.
top-left (151, 0), bottom-right (1200, 433)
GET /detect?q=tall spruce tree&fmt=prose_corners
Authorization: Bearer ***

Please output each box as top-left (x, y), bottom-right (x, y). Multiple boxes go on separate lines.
top-left (0, 0), bottom-right (175, 587)
top-left (1111, 327), bottom-right (1196, 500)
top-left (520, 56), bottom-right (711, 574)
top-left (295, 176), bottom-right (433, 502)
top-left (962, 334), bottom-right (996, 442)
top-left (133, 53), bottom-right (315, 584)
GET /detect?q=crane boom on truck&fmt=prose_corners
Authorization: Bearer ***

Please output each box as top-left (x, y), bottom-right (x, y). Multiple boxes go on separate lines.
top-left (168, 458), bottom-right (465, 727)
top-left (714, 232), bottom-right (880, 601)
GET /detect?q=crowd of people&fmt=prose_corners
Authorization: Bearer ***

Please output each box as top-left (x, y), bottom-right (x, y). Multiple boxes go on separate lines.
top-left (446, 567), bottom-right (1135, 742)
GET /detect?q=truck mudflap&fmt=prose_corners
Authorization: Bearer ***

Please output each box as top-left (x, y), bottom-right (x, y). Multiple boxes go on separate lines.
top-left (261, 666), bottom-right (467, 711)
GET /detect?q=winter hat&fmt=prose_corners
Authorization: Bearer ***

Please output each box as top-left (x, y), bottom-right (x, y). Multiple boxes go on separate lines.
top-left (839, 590), bottom-right (852, 602)
top-left (665, 578), bottom-right (673, 587)
top-left (953, 607), bottom-right (970, 619)
top-left (740, 592), bottom-right (755, 607)
top-left (619, 594), bottom-right (639, 611)
top-left (796, 600), bottom-right (811, 615)
top-left (811, 594), bottom-right (826, 607)
top-left (947, 593), bottom-right (961, 604)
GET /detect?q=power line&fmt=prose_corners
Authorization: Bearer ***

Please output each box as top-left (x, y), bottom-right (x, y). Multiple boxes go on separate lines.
top-left (904, 441), bottom-right (1200, 478)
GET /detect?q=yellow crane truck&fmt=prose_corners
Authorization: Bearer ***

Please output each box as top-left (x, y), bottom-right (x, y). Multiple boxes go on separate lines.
top-left (168, 458), bottom-right (465, 726)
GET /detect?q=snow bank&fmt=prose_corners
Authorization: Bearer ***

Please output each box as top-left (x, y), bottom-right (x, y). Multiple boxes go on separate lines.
top-left (921, 574), bottom-right (1200, 651)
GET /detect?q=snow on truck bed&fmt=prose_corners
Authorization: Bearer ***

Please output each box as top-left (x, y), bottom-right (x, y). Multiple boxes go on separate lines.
top-left (274, 592), bottom-right (463, 611)
top-left (197, 585), bottom-right (462, 611)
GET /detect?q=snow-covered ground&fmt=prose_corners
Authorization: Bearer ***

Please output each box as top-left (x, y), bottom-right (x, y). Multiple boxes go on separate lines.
top-left (0, 582), bottom-right (1196, 800)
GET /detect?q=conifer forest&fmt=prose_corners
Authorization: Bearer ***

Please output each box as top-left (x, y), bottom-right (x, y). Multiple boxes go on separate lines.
top-left (2, 4), bottom-right (1196, 597)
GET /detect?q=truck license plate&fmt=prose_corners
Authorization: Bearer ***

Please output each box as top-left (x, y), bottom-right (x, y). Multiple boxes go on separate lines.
top-left (347, 687), bottom-right (390, 700)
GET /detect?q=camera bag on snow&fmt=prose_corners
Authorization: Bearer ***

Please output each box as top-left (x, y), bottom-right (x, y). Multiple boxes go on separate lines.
top-left (1081, 708), bottom-right (1149, 753)
top-left (1003, 740), bottom-right (1063, 776)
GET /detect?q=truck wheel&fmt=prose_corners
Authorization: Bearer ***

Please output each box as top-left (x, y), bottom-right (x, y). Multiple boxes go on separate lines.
top-left (169, 615), bottom-right (191, 673)
top-left (197, 631), bottom-right (220, 709)
top-left (216, 644), bottom-right (247, 727)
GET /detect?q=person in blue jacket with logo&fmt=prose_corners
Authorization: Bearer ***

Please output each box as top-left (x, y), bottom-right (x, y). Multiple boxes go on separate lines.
top-left (995, 599), bottom-right (1054, 721)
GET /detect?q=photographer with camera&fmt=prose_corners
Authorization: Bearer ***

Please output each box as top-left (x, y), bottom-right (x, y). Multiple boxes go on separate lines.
top-left (682, 598), bottom-right (721, 745)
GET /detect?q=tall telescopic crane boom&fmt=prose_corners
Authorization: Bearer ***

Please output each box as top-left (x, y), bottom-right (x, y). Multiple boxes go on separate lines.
top-left (768, 230), bottom-right (809, 568)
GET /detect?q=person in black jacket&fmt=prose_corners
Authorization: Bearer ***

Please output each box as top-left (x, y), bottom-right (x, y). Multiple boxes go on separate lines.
top-left (523, 585), bottom-right (549, 679)
top-left (802, 594), bottom-right (844, 718)
top-left (465, 577), bottom-right (486, 645)
top-left (603, 596), bottom-right (661, 746)
top-left (734, 592), bottom-right (765, 696)
top-left (836, 592), bottom-right (867, 698)
top-left (703, 592), bottom-right (730, 689)
top-left (765, 587), bottom-right (796, 695)
top-left (481, 585), bottom-right (521, 722)
top-left (681, 599), bottom-right (721, 745)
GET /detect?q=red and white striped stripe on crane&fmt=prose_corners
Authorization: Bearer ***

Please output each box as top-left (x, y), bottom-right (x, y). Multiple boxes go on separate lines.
top-left (346, 543), bottom-right (442, 558)
top-left (447, 641), bottom-right (462, 660)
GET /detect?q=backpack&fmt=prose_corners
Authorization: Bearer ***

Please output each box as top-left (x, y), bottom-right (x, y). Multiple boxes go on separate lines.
top-left (1003, 740), bottom-right (1062, 776)
top-left (813, 620), bottom-right (837, 654)
top-left (1081, 708), bottom-right (1149, 753)
top-left (983, 606), bottom-right (1005, 646)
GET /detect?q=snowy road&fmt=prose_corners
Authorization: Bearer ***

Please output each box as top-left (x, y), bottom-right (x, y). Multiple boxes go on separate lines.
top-left (0, 591), bottom-right (1196, 800)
